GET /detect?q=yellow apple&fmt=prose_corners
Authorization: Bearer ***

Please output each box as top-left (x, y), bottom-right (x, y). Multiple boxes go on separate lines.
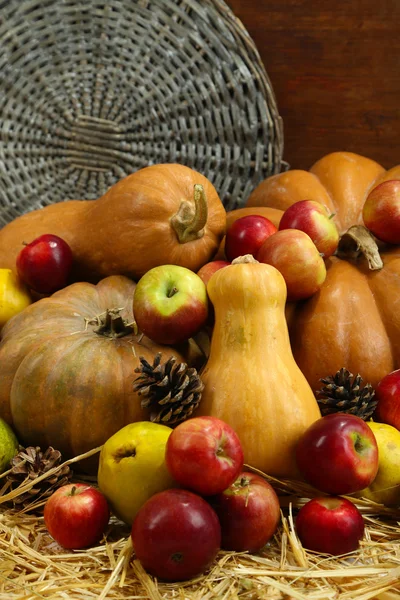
top-left (0, 417), bottom-right (19, 473)
top-left (355, 421), bottom-right (400, 506)
top-left (97, 421), bottom-right (176, 525)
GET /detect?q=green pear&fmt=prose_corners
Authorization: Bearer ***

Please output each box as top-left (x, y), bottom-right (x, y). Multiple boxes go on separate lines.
top-left (97, 421), bottom-right (176, 525)
top-left (355, 421), bottom-right (400, 507)
top-left (0, 417), bottom-right (19, 474)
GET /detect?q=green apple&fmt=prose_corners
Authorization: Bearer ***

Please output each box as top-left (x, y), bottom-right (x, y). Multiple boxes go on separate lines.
top-left (133, 265), bottom-right (208, 344)
top-left (97, 421), bottom-right (176, 525)
top-left (0, 417), bottom-right (19, 474)
top-left (355, 421), bottom-right (400, 506)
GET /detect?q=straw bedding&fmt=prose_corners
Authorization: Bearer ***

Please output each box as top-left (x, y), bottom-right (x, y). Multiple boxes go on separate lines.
top-left (1, 448), bottom-right (399, 600)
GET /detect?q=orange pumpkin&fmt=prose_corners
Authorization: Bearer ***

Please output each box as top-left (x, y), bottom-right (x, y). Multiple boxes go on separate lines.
top-left (0, 164), bottom-right (226, 282)
top-left (0, 275), bottom-right (185, 470)
top-left (245, 151), bottom-right (400, 391)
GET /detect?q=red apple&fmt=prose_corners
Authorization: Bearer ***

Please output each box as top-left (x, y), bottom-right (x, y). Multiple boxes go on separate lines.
top-left (257, 229), bottom-right (326, 301)
top-left (16, 234), bottom-right (73, 294)
top-left (44, 483), bottom-right (110, 549)
top-left (374, 369), bottom-right (400, 430)
top-left (165, 416), bottom-right (244, 496)
top-left (210, 472), bottom-right (281, 552)
top-left (133, 265), bottom-right (208, 345)
top-left (296, 496), bottom-right (365, 555)
top-left (131, 488), bottom-right (221, 581)
top-left (224, 215), bottom-right (277, 261)
top-left (295, 413), bottom-right (379, 495)
top-left (363, 180), bottom-right (400, 244)
top-left (279, 200), bottom-right (339, 258)
top-left (197, 260), bottom-right (231, 286)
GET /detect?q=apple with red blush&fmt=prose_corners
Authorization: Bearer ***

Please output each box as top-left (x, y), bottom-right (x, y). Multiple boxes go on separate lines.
top-left (133, 265), bottom-right (208, 345)
top-left (224, 215), bottom-right (277, 261)
top-left (279, 200), bottom-right (339, 258)
top-left (296, 496), bottom-right (365, 555)
top-left (210, 471), bottom-right (281, 552)
top-left (374, 369), bottom-right (400, 430)
top-left (362, 180), bottom-right (400, 244)
top-left (44, 483), bottom-right (110, 549)
top-left (295, 413), bottom-right (379, 495)
top-left (197, 260), bottom-right (231, 286)
top-left (257, 229), bottom-right (326, 301)
top-left (16, 233), bottom-right (73, 295)
top-left (165, 416), bottom-right (244, 496)
top-left (131, 488), bottom-right (221, 581)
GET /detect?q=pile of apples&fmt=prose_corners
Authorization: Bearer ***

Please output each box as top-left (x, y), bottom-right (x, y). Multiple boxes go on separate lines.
top-left (43, 411), bottom-right (383, 582)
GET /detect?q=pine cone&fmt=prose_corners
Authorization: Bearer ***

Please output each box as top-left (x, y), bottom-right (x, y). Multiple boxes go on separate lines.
top-left (5, 445), bottom-right (72, 510)
top-left (316, 367), bottom-right (377, 419)
top-left (133, 353), bottom-right (204, 425)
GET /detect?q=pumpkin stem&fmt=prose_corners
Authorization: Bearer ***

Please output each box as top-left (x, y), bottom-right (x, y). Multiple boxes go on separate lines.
top-left (89, 308), bottom-right (137, 338)
top-left (170, 184), bottom-right (208, 243)
top-left (336, 225), bottom-right (383, 270)
top-left (231, 255), bottom-right (259, 264)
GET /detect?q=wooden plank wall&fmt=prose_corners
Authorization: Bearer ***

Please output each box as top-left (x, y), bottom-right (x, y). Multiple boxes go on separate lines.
top-left (228, 0), bottom-right (400, 171)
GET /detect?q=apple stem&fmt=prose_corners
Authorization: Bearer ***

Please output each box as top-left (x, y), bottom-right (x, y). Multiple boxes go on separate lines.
top-left (170, 184), bottom-right (208, 243)
top-left (335, 225), bottom-right (383, 270)
top-left (71, 485), bottom-right (77, 496)
top-left (167, 286), bottom-right (179, 298)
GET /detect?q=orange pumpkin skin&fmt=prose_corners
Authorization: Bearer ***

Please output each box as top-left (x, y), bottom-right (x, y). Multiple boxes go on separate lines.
top-left (0, 164), bottom-right (226, 282)
top-left (0, 275), bottom-right (184, 469)
top-left (246, 151), bottom-right (400, 391)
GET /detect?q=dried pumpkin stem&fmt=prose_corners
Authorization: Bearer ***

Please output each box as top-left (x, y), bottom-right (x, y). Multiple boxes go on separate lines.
top-left (336, 225), bottom-right (383, 270)
top-left (170, 184), bottom-right (208, 243)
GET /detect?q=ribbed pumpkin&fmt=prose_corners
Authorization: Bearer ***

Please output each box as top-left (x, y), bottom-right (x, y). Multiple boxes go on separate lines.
top-left (0, 275), bottom-right (184, 471)
top-left (0, 164), bottom-right (226, 282)
top-left (245, 151), bottom-right (400, 391)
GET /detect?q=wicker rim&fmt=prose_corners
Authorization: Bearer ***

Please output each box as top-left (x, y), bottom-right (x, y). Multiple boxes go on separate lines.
top-left (0, 0), bottom-right (286, 225)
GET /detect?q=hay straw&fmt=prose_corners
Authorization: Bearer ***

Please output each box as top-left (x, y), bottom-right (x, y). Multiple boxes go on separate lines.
top-left (1, 450), bottom-right (399, 599)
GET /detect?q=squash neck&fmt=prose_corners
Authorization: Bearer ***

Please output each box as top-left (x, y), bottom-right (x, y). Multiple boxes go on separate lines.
top-left (170, 184), bottom-right (208, 243)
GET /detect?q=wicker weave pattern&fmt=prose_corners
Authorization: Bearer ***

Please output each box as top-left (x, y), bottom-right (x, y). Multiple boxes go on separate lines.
top-left (0, 0), bottom-right (284, 226)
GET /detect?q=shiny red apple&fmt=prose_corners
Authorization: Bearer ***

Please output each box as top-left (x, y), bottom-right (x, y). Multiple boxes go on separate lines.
top-left (165, 416), bottom-right (244, 496)
top-left (257, 229), bottom-right (326, 301)
top-left (279, 199), bottom-right (339, 258)
top-left (362, 180), bottom-right (400, 244)
top-left (197, 260), bottom-right (231, 285)
top-left (374, 369), bottom-right (400, 430)
top-left (133, 264), bottom-right (208, 344)
top-left (224, 215), bottom-right (277, 261)
top-left (131, 488), bottom-right (221, 581)
top-left (44, 483), bottom-right (110, 549)
top-left (16, 233), bottom-right (73, 294)
top-left (295, 413), bottom-right (379, 495)
top-left (210, 472), bottom-right (281, 552)
top-left (296, 496), bottom-right (365, 555)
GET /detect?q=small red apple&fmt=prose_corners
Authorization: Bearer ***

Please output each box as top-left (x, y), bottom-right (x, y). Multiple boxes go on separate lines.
top-left (165, 416), bottom-right (244, 496)
top-left (210, 472), bottom-right (281, 552)
top-left (374, 369), bottom-right (400, 430)
top-left (131, 488), bottom-right (221, 581)
top-left (197, 260), bottom-right (231, 286)
top-left (257, 229), bottom-right (326, 301)
top-left (44, 483), bottom-right (110, 549)
top-left (362, 180), bottom-right (400, 244)
top-left (279, 200), bottom-right (339, 258)
top-left (133, 265), bottom-right (208, 345)
top-left (295, 413), bottom-right (379, 495)
top-left (16, 234), bottom-right (73, 294)
top-left (224, 215), bottom-right (277, 261)
top-left (296, 496), bottom-right (365, 555)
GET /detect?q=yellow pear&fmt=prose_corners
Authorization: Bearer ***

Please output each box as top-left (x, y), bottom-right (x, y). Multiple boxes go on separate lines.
top-left (355, 421), bottom-right (400, 506)
top-left (97, 421), bottom-right (176, 525)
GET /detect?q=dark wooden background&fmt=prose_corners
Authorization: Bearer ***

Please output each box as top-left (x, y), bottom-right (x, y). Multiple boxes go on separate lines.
top-left (228, 0), bottom-right (400, 171)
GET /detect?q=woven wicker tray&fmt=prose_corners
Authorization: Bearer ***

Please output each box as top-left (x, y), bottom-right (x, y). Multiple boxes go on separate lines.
top-left (0, 0), bottom-right (285, 227)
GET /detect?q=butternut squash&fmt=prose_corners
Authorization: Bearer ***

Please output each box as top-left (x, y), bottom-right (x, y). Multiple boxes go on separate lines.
top-left (196, 257), bottom-right (321, 479)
